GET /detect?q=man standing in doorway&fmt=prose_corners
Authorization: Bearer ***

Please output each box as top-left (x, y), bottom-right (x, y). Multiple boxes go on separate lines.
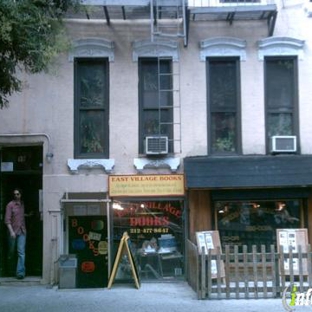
top-left (4, 188), bottom-right (29, 279)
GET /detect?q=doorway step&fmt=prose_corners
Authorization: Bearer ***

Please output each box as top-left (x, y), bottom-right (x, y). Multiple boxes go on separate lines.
top-left (0, 276), bottom-right (42, 286)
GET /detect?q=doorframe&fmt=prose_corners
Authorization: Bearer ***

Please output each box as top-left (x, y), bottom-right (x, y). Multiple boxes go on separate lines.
top-left (60, 195), bottom-right (111, 273)
top-left (0, 144), bottom-right (43, 277)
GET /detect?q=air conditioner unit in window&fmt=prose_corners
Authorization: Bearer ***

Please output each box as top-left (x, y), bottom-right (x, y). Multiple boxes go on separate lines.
top-left (271, 136), bottom-right (297, 153)
top-left (145, 136), bottom-right (168, 155)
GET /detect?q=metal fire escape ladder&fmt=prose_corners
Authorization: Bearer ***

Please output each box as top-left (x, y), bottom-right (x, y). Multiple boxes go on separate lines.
top-left (150, 1), bottom-right (184, 155)
top-left (156, 57), bottom-right (182, 155)
top-left (150, 0), bottom-right (188, 47)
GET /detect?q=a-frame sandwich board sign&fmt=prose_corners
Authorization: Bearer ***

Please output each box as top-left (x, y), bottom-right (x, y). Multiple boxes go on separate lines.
top-left (107, 231), bottom-right (140, 289)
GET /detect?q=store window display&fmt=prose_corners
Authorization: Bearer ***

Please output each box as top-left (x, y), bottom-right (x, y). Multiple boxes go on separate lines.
top-left (215, 200), bottom-right (301, 251)
top-left (112, 200), bottom-right (184, 280)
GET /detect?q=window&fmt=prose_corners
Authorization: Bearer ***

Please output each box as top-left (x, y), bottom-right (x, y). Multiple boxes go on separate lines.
top-left (113, 200), bottom-right (184, 280)
top-left (207, 58), bottom-right (241, 154)
top-left (139, 58), bottom-right (174, 154)
top-left (74, 58), bottom-right (109, 158)
top-left (265, 57), bottom-right (298, 150)
top-left (215, 199), bottom-right (301, 251)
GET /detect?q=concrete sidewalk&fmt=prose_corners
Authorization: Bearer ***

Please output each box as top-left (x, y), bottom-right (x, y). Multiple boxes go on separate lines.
top-left (0, 281), bottom-right (291, 312)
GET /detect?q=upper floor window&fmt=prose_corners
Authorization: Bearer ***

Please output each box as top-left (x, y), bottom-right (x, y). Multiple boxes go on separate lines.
top-left (265, 57), bottom-right (298, 151)
top-left (139, 58), bottom-right (174, 155)
top-left (207, 57), bottom-right (241, 155)
top-left (74, 58), bottom-right (109, 158)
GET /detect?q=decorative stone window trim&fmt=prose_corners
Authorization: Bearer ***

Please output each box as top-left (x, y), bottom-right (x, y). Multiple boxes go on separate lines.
top-left (67, 159), bottom-right (115, 174)
top-left (304, 0), bottom-right (312, 17)
top-left (133, 157), bottom-right (180, 173)
top-left (132, 39), bottom-right (179, 62)
top-left (258, 37), bottom-right (305, 61)
top-left (69, 38), bottom-right (115, 62)
top-left (200, 37), bottom-right (247, 61)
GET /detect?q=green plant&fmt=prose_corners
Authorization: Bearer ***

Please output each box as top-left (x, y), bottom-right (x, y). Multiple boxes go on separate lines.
top-left (81, 120), bottom-right (104, 153)
top-left (0, 0), bottom-right (79, 108)
top-left (213, 132), bottom-right (235, 152)
top-left (213, 137), bottom-right (234, 152)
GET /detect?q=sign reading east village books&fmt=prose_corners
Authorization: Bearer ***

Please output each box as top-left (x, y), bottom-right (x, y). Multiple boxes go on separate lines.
top-left (109, 174), bottom-right (185, 197)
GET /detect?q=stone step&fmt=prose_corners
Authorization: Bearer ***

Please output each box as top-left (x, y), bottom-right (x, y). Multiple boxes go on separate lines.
top-left (0, 276), bottom-right (42, 286)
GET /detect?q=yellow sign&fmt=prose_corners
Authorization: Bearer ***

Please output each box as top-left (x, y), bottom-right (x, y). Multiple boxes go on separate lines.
top-left (109, 174), bottom-right (185, 197)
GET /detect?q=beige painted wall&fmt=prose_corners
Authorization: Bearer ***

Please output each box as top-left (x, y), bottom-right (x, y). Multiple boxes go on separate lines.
top-left (1, 0), bottom-right (312, 283)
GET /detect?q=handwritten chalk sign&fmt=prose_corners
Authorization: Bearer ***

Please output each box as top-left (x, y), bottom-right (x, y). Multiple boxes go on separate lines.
top-left (107, 232), bottom-right (140, 289)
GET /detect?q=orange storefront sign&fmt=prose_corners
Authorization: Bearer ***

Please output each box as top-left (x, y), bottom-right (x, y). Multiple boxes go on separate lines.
top-left (108, 174), bottom-right (185, 197)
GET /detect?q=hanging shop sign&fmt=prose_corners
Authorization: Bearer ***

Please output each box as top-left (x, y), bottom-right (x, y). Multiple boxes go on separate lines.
top-left (108, 174), bottom-right (185, 197)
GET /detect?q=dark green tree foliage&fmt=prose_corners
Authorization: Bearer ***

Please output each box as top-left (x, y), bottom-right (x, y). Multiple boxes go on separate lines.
top-left (0, 0), bottom-right (77, 108)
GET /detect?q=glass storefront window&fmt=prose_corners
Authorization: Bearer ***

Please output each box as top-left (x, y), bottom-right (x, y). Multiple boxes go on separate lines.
top-left (215, 200), bottom-right (301, 251)
top-left (112, 200), bottom-right (184, 280)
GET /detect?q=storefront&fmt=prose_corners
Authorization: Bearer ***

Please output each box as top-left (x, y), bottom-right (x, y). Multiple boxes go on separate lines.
top-left (109, 174), bottom-right (185, 281)
top-left (184, 155), bottom-right (312, 249)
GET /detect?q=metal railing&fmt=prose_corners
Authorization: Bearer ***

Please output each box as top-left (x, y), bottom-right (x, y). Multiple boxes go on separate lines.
top-left (187, 0), bottom-right (276, 6)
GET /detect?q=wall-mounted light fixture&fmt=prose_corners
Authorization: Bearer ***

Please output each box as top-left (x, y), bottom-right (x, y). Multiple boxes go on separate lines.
top-left (46, 152), bottom-right (54, 163)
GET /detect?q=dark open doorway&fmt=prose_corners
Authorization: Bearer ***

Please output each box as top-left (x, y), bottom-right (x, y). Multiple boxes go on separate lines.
top-left (0, 146), bottom-right (43, 277)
